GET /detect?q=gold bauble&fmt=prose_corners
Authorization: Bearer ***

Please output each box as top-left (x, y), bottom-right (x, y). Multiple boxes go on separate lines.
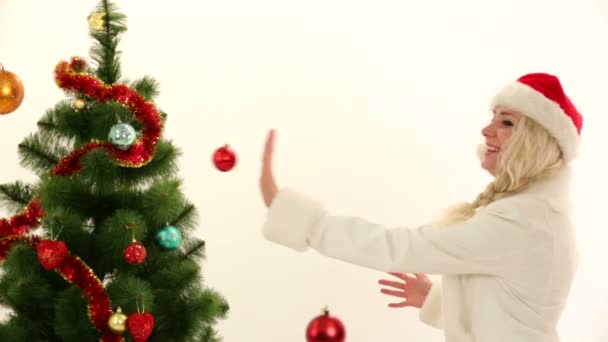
top-left (0, 65), bottom-right (25, 115)
top-left (108, 307), bottom-right (128, 334)
top-left (73, 98), bottom-right (87, 110)
top-left (88, 12), bottom-right (105, 32)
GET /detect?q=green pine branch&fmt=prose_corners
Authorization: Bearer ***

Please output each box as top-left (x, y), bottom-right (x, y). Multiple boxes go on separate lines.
top-left (45, 101), bottom-right (97, 144)
top-left (76, 140), bottom-right (181, 191)
top-left (139, 178), bottom-right (189, 226)
top-left (36, 119), bottom-right (58, 133)
top-left (89, 0), bottom-right (127, 84)
top-left (131, 76), bottom-right (160, 101)
top-left (198, 326), bottom-right (222, 342)
top-left (17, 132), bottom-right (71, 176)
top-left (180, 288), bottom-right (229, 339)
top-left (0, 318), bottom-right (28, 341)
top-left (105, 274), bottom-right (154, 314)
top-left (183, 240), bottom-right (206, 259)
top-left (171, 202), bottom-right (197, 230)
top-left (0, 181), bottom-right (36, 211)
top-left (54, 288), bottom-right (98, 341)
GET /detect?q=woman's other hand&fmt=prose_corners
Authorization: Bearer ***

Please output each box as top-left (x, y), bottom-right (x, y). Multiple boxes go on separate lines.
top-left (260, 129), bottom-right (278, 207)
top-left (378, 272), bottom-right (432, 309)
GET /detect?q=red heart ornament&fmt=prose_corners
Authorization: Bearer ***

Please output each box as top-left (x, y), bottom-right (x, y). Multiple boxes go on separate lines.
top-left (127, 312), bottom-right (155, 342)
top-left (36, 240), bottom-right (69, 270)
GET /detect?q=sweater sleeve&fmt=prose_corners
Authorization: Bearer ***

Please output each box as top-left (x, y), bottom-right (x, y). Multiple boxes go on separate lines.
top-left (262, 188), bottom-right (539, 275)
top-left (419, 281), bottom-right (443, 329)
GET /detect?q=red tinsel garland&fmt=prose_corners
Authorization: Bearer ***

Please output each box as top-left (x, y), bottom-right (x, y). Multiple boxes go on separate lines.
top-left (57, 254), bottom-right (124, 342)
top-left (53, 56), bottom-right (162, 176)
top-left (0, 199), bottom-right (44, 237)
top-left (0, 56), bottom-right (164, 342)
top-left (0, 234), bottom-right (39, 260)
top-left (0, 235), bottom-right (123, 342)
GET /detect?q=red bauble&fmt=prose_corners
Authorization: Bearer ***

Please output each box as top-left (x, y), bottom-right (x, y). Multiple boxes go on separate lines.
top-left (36, 240), bottom-right (69, 270)
top-left (127, 312), bottom-right (155, 342)
top-left (212, 145), bottom-right (236, 172)
top-left (306, 307), bottom-right (345, 342)
top-left (124, 242), bottom-right (147, 265)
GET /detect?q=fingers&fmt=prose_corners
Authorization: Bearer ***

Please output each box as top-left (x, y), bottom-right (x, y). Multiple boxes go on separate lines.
top-left (380, 288), bottom-right (410, 308)
top-left (261, 130), bottom-right (276, 185)
top-left (260, 129), bottom-right (278, 207)
top-left (378, 279), bottom-right (405, 290)
top-left (414, 273), bottom-right (430, 281)
top-left (380, 278), bottom-right (413, 308)
top-left (380, 288), bottom-right (405, 298)
top-left (387, 301), bottom-right (409, 308)
top-left (388, 272), bottom-right (416, 282)
top-left (262, 129), bottom-right (275, 166)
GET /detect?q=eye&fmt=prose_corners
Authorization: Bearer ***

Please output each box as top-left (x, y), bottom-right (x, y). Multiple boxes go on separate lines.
top-left (502, 120), bottom-right (514, 127)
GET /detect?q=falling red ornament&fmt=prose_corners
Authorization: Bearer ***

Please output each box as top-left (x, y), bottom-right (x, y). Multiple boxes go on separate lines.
top-left (124, 242), bottom-right (147, 265)
top-left (127, 312), bottom-right (155, 342)
top-left (36, 240), bottom-right (69, 270)
top-left (306, 306), bottom-right (346, 342)
top-left (213, 144), bottom-right (237, 172)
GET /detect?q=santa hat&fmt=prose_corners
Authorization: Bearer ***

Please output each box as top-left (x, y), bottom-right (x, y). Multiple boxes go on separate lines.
top-left (490, 73), bottom-right (583, 162)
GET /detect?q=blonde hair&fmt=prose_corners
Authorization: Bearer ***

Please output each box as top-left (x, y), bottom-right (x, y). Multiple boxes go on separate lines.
top-left (433, 115), bottom-right (565, 227)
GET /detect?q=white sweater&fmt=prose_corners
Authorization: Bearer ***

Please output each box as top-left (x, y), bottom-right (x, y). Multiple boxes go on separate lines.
top-left (261, 167), bottom-right (578, 342)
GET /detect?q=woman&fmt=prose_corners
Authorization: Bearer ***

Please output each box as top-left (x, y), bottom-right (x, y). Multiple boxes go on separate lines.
top-left (259, 73), bottom-right (582, 342)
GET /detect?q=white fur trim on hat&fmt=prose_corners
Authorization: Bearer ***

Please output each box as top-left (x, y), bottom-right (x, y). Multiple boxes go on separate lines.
top-left (490, 82), bottom-right (579, 162)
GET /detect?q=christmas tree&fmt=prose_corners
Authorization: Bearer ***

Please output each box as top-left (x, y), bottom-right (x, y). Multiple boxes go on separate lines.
top-left (0, 1), bottom-right (228, 341)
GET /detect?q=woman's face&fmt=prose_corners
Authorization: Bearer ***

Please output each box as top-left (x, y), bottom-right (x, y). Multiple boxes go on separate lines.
top-left (480, 107), bottom-right (521, 175)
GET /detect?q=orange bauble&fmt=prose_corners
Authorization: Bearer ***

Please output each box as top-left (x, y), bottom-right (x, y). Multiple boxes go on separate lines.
top-left (0, 66), bottom-right (25, 115)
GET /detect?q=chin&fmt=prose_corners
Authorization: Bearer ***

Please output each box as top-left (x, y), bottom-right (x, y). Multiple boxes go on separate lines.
top-left (480, 162), bottom-right (490, 173)
top-left (482, 162), bottom-right (497, 175)
top-left (477, 144), bottom-right (497, 175)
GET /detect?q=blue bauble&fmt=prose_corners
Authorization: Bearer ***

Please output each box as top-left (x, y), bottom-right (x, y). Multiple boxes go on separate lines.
top-left (108, 123), bottom-right (137, 150)
top-left (156, 225), bottom-right (182, 250)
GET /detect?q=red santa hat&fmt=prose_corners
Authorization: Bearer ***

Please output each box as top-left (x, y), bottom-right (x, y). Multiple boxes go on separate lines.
top-left (490, 73), bottom-right (583, 162)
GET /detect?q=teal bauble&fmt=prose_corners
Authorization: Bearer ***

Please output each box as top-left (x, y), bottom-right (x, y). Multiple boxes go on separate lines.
top-left (156, 225), bottom-right (182, 250)
top-left (108, 123), bottom-right (137, 150)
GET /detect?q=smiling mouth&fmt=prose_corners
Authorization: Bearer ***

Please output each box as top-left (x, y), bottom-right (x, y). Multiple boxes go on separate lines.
top-left (486, 145), bottom-right (500, 153)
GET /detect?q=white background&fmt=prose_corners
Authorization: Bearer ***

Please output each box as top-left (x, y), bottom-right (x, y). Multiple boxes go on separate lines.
top-left (1, 0), bottom-right (607, 341)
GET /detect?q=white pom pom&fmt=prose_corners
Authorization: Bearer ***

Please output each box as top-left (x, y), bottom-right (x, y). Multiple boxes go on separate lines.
top-left (476, 143), bottom-right (487, 162)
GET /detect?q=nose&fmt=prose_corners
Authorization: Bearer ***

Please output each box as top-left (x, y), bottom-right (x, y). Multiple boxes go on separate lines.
top-left (481, 122), bottom-right (495, 138)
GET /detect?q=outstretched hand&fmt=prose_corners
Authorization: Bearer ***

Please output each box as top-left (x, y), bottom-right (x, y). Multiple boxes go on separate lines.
top-left (378, 272), bottom-right (432, 309)
top-left (260, 129), bottom-right (278, 207)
